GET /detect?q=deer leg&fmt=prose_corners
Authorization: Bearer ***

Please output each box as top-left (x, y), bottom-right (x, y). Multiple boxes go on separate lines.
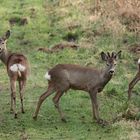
top-left (10, 92), bottom-right (14, 113)
top-left (52, 91), bottom-right (66, 122)
top-left (89, 91), bottom-right (99, 121)
top-left (128, 73), bottom-right (140, 100)
top-left (10, 80), bottom-right (17, 118)
top-left (19, 80), bottom-right (26, 113)
top-left (33, 85), bottom-right (54, 120)
top-left (90, 90), bottom-right (108, 125)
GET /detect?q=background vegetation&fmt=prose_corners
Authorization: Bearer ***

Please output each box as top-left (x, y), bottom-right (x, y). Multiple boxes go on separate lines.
top-left (0, 0), bottom-right (140, 139)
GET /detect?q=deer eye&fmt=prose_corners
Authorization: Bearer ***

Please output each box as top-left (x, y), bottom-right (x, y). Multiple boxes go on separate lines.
top-left (107, 63), bottom-right (110, 66)
top-left (2, 42), bottom-right (4, 44)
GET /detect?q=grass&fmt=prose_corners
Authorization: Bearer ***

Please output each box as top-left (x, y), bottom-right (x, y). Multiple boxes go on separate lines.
top-left (0, 0), bottom-right (140, 140)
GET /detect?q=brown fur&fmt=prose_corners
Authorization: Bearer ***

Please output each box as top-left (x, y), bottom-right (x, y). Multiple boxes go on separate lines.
top-left (0, 30), bottom-right (30, 118)
top-left (128, 61), bottom-right (140, 100)
top-left (33, 51), bottom-right (121, 125)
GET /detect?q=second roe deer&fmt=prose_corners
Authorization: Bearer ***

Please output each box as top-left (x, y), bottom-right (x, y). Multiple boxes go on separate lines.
top-left (0, 30), bottom-right (30, 118)
top-left (33, 51), bottom-right (121, 124)
top-left (128, 58), bottom-right (140, 100)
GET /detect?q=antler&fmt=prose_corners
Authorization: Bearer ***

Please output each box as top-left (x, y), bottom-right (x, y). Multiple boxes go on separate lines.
top-left (107, 52), bottom-right (110, 57)
top-left (111, 52), bottom-right (116, 57)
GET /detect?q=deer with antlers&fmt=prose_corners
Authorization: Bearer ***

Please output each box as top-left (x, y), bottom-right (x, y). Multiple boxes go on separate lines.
top-left (33, 51), bottom-right (121, 124)
top-left (0, 30), bottom-right (30, 118)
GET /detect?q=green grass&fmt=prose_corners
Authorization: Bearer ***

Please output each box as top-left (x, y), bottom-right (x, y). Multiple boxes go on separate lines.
top-left (0, 0), bottom-right (140, 140)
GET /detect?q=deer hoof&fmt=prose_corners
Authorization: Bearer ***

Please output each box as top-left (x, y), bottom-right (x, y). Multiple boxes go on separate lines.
top-left (33, 115), bottom-right (37, 121)
top-left (22, 110), bottom-right (25, 114)
top-left (97, 119), bottom-right (109, 126)
top-left (61, 118), bottom-right (67, 123)
top-left (14, 113), bottom-right (18, 119)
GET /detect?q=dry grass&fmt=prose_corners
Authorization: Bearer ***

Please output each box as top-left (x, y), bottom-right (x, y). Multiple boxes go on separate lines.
top-left (46, 1), bottom-right (140, 40)
top-left (129, 130), bottom-right (140, 140)
top-left (55, 0), bottom-right (140, 44)
top-left (114, 120), bottom-right (140, 140)
top-left (115, 0), bottom-right (140, 34)
top-left (43, 0), bottom-right (139, 52)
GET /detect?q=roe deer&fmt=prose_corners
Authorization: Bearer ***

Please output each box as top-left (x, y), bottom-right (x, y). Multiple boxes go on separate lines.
top-left (33, 51), bottom-right (121, 124)
top-left (128, 59), bottom-right (140, 100)
top-left (0, 30), bottom-right (30, 118)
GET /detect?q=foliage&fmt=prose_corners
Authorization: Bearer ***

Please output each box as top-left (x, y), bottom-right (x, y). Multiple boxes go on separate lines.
top-left (0, 0), bottom-right (140, 139)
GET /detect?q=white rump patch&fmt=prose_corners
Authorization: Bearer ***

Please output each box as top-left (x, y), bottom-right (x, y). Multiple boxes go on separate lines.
top-left (138, 59), bottom-right (140, 64)
top-left (10, 64), bottom-right (26, 72)
top-left (18, 64), bottom-right (26, 71)
top-left (44, 72), bottom-right (51, 80)
top-left (10, 64), bottom-right (18, 72)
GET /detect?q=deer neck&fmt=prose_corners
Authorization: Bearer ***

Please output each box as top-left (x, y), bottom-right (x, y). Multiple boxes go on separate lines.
top-left (0, 49), bottom-right (11, 65)
top-left (101, 66), bottom-right (112, 85)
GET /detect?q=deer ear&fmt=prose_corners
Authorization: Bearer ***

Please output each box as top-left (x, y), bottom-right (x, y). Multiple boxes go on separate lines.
top-left (115, 50), bottom-right (122, 59)
top-left (101, 52), bottom-right (107, 61)
top-left (3, 30), bottom-right (10, 40)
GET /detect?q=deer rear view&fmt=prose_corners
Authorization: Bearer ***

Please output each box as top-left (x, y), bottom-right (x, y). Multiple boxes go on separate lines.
top-left (33, 51), bottom-right (121, 124)
top-left (0, 30), bottom-right (30, 118)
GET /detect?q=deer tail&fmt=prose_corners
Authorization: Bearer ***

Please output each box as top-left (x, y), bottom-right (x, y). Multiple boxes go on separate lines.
top-left (17, 70), bottom-right (22, 77)
top-left (44, 66), bottom-right (51, 80)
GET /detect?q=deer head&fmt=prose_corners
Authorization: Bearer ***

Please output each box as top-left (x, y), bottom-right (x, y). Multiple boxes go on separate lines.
top-left (0, 30), bottom-right (10, 55)
top-left (101, 51), bottom-right (121, 75)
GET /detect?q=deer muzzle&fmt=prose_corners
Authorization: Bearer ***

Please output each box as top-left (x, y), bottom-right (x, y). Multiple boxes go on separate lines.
top-left (109, 69), bottom-right (115, 75)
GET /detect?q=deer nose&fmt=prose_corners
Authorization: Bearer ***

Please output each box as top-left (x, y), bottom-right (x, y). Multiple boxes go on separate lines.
top-left (109, 69), bottom-right (115, 74)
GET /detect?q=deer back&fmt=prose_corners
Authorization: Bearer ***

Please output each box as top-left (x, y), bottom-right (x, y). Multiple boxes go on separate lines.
top-left (48, 64), bottom-right (102, 92)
